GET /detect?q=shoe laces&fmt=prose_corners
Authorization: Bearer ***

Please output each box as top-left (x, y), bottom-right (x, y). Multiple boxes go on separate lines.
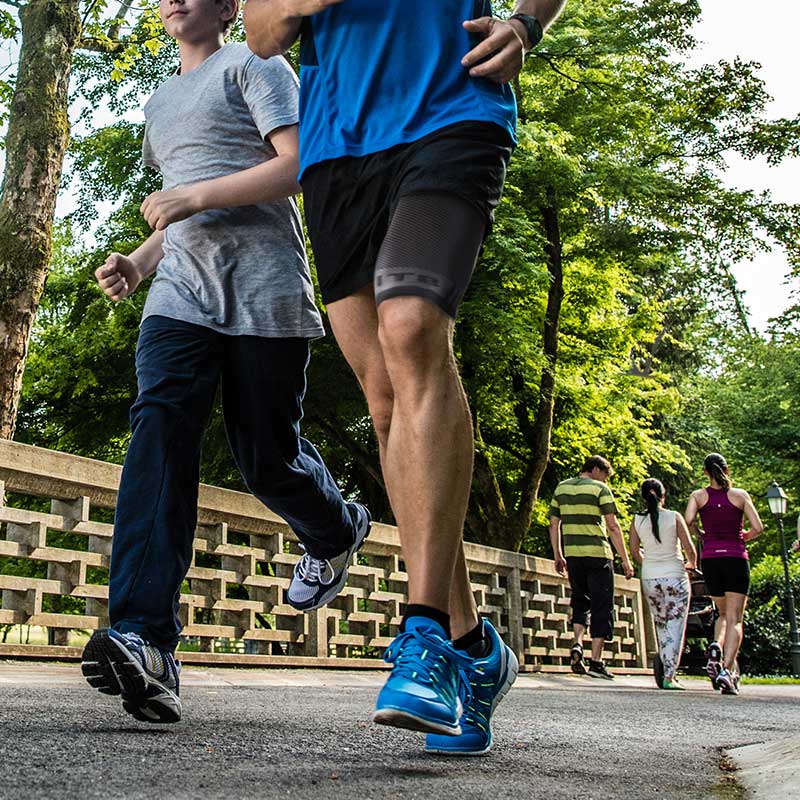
top-left (460, 661), bottom-right (497, 732)
top-left (384, 628), bottom-right (473, 707)
top-left (295, 548), bottom-right (334, 585)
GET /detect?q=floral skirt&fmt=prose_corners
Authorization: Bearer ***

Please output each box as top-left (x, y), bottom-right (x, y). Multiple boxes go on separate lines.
top-left (642, 576), bottom-right (690, 681)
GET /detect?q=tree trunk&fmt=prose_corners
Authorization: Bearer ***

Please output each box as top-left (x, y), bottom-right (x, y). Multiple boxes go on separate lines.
top-left (0, 0), bottom-right (81, 438)
top-left (506, 189), bottom-right (564, 551)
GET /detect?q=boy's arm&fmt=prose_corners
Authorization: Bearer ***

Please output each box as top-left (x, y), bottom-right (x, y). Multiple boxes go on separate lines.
top-left (244, 0), bottom-right (343, 58)
top-left (140, 125), bottom-right (301, 232)
top-left (95, 229), bottom-right (165, 301)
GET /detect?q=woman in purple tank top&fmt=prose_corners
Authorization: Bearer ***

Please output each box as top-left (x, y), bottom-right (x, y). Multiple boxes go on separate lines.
top-left (685, 453), bottom-right (763, 695)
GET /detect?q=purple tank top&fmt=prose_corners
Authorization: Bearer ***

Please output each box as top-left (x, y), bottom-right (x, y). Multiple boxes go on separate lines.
top-left (699, 486), bottom-right (747, 559)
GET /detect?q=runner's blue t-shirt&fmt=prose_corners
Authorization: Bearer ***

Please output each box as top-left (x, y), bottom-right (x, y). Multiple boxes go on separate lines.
top-left (298, 0), bottom-right (518, 177)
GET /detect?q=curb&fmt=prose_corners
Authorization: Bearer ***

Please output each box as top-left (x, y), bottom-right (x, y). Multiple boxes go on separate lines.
top-left (727, 735), bottom-right (800, 799)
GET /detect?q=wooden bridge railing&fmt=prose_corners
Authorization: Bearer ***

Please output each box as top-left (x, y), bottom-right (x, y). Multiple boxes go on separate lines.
top-left (0, 440), bottom-right (648, 671)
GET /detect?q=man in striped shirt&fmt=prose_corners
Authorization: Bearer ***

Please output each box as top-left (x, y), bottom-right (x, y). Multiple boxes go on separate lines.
top-left (549, 455), bottom-right (633, 679)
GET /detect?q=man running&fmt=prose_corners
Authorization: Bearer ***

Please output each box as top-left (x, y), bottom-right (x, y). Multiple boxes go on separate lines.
top-left (244, 0), bottom-right (566, 754)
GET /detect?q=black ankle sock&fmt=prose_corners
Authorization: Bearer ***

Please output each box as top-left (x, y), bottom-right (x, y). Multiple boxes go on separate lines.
top-left (453, 619), bottom-right (491, 658)
top-left (402, 604), bottom-right (451, 638)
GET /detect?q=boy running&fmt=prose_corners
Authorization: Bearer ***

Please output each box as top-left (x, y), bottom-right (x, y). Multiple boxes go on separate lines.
top-left (244, 0), bottom-right (566, 754)
top-left (81, 0), bottom-right (370, 724)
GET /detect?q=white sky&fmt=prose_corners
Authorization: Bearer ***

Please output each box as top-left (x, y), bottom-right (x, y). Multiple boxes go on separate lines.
top-left (689, 1), bottom-right (800, 331)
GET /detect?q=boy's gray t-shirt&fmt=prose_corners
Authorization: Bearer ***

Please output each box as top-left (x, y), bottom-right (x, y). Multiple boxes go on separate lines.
top-left (141, 43), bottom-right (324, 338)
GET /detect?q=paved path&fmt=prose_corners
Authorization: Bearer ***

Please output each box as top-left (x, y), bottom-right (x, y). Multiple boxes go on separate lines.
top-left (0, 664), bottom-right (797, 799)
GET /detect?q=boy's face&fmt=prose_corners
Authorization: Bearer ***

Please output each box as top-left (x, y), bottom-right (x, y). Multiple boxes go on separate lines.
top-left (160, 0), bottom-right (234, 42)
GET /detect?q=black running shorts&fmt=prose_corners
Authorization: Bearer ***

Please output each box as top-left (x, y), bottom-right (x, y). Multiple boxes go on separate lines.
top-left (701, 556), bottom-right (751, 597)
top-left (301, 121), bottom-right (513, 306)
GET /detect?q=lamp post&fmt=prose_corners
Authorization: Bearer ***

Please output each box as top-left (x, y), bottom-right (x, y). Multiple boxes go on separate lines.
top-left (766, 481), bottom-right (800, 676)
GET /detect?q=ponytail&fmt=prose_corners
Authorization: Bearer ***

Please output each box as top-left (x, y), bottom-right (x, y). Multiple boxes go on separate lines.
top-left (704, 453), bottom-right (732, 490)
top-left (640, 478), bottom-right (665, 543)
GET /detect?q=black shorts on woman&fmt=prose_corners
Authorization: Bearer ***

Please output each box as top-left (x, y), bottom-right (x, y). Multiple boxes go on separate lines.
top-left (301, 121), bottom-right (514, 317)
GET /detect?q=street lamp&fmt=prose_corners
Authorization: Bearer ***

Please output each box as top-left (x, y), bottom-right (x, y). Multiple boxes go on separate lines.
top-left (765, 481), bottom-right (800, 676)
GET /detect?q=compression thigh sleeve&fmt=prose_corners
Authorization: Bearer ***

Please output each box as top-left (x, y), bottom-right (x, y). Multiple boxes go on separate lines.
top-left (373, 193), bottom-right (487, 318)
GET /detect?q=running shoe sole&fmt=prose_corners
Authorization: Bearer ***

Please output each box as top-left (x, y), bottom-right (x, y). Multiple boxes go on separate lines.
top-left (425, 646), bottom-right (520, 756)
top-left (374, 698), bottom-right (464, 736)
top-left (570, 647), bottom-right (586, 675)
top-left (706, 643), bottom-right (723, 688)
top-left (81, 629), bottom-right (181, 723)
top-left (289, 505), bottom-right (372, 612)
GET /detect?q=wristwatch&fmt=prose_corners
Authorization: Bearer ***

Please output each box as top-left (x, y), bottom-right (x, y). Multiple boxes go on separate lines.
top-left (509, 13), bottom-right (544, 51)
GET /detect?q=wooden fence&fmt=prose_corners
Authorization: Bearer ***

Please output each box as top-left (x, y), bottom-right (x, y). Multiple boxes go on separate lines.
top-left (0, 440), bottom-right (649, 671)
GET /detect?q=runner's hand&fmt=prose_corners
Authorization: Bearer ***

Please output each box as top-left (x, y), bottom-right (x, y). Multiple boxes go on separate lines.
top-left (141, 187), bottom-right (202, 231)
top-left (462, 16), bottom-right (527, 83)
top-left (555, 557), bottom-right (568, 576)
top-left (95, 253), bottom-right (143, 301)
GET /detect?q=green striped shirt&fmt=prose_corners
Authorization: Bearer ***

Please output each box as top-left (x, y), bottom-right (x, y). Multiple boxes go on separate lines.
top-left (549, 477), bottom-right (618, 559)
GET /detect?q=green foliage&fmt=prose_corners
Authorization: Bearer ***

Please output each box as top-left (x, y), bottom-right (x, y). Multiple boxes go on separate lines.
top-left (13, 0), bottom-right (800, 562)
top-left (742, 555), bottom-right (800, 676)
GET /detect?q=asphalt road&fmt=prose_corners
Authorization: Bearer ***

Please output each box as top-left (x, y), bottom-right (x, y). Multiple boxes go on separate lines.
top-left (0, 665), bottom-right (797, 800)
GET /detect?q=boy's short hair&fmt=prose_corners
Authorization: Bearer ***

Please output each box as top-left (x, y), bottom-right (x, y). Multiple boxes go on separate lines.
top-left (582, 455), bottom-right (613, 476)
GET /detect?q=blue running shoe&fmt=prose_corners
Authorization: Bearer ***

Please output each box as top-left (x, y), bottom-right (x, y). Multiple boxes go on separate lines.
top-left (81, 628), bottom-right (182, 723)
top-left (287, 502), bottom-right (371, 611)
top-left (373, 616), bottom-right (473, 736)
top-left (425, 620), bottom-right (519, 756)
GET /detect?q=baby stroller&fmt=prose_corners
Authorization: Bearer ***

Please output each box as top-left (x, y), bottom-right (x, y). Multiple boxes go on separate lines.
top-left (652, 567), bottom-right (717, 688)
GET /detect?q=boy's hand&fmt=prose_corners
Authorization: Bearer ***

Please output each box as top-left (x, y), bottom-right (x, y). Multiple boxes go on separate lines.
top-left (462, 16), bottom-right (527, 83)
top-left (141, 187), bottom-right (203, 231)
top-left (95, 253), bottom-right (143, 301)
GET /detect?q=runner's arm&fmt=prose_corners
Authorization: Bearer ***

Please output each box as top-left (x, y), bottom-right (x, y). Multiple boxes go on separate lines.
top-left (740, 491), bottom-right (764, 542)
top-left (684, 492), bottom-right (700, 536)
top-left (140, 125), bottom-right (301, 231)
top-left (463, 1), bottom-right (567, 82)
top-left (244, 0), bottom-right (343, 58)
top-left (675, 513), bottom-right (698, 570)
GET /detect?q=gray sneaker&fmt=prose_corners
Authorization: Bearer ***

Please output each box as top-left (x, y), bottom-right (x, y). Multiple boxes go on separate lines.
top-left (287, 502), bottom-right (371, 611)
top-left (81, 628), bottom-right (182, 723)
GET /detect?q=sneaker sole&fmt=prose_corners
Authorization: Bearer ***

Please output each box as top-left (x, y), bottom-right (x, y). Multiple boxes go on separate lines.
top-left (587, 670), bottom-right (614, 680)
top-left (570, 650), bottom-right (586, 675)
top-left (82, 630), bottom-right (181, 724)
top-left (288, 505), bottom-right (372, 612)
top-left (373, 705), bottom-right (462, 737)
top-left (426, 645), bottom-right (520, 756)
top-left (706, 644), bottom-right (723, 688)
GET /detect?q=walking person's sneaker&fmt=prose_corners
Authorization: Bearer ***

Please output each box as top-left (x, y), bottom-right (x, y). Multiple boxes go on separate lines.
top-left (425, 619), bottom-right (519, 756)
top-left (570, 641), bottom-right (586, 675)
top-left (662, 678), bottom-right (686, 690)
top-left (705, 641), bottom-right (723, 688)
top-left (587, 659), bottom-right (614, 680)
top-left (373, 616), bottom-right (472, 736)
top-left (287, 502), bottom-right (371, 611)
top-left (81, 628), bottom-right (181, 723)
top-left (717, 668), bottom-right (739, 695)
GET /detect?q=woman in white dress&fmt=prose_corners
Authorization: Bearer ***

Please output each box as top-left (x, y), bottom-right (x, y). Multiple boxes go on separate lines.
top-left (630, 478), bottom-right (698, 689)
